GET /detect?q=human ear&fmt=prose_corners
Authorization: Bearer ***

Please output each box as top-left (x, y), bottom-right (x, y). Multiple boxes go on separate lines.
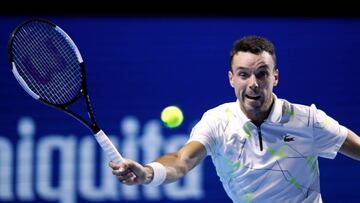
top-left (273, 68), bottom-right (279, 86)
top-left (228, 71), bottom-right (234, 87)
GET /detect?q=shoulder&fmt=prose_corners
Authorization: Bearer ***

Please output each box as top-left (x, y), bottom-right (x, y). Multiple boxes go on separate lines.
top-left (278, 98), bottom-right (334, 126)
top-left (195, 102), bottom-right (239, 130)
top-left (280, 98), bottom-right (314, 118)
top-left (202, 101), bottom-right (237, 121)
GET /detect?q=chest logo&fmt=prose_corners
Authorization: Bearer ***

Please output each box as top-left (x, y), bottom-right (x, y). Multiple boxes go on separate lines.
top-left (284, 135), bottom-right (295, 142)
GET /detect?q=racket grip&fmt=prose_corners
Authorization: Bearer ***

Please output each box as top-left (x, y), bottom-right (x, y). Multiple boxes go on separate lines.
top-left (95, 130), bottom-right (124, 163)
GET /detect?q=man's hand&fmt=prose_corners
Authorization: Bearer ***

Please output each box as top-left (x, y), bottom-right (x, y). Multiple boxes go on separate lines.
top-left (109, 160), bottom-right (154, 185)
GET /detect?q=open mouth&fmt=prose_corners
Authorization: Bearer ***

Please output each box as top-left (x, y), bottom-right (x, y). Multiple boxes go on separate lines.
top-left (245, 95), bottom-right (261, 100)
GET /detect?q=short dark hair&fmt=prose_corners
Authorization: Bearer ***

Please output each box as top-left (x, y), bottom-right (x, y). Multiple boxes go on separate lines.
top-left (229, 35), bottom-right (276, 71)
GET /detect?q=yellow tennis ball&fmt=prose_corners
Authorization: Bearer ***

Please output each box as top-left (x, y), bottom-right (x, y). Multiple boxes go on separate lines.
top-left (161, 106), bottom-right (184, 128)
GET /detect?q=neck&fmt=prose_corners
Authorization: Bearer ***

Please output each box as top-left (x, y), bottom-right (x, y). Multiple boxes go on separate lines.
top-left (247, 112), bottom-right (268, 127)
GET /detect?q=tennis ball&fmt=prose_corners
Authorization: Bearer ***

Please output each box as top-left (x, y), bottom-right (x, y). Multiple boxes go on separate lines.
top-left (161, 106), bottom-right (184, 128)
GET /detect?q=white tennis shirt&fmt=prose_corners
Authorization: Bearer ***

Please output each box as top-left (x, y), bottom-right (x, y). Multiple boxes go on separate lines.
top-left (188, 94), bottom-right (347, 203)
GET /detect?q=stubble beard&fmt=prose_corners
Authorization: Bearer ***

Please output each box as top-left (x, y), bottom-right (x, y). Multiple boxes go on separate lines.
top-left (240, 93), bottom-right (273, 123)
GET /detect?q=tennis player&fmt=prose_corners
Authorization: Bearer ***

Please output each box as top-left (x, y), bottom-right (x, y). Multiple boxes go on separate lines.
top-left (109, 36), bottom-right (360, 202)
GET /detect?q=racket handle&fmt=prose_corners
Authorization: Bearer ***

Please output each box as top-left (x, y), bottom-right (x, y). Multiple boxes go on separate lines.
top-left (95, 130), bottom-right (124, 163)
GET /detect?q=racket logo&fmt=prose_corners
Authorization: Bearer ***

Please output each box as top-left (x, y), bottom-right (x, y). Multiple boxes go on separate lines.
top-left (21, 37), bottom-right (68, 85)
top-left (22, 56), bottom-right (52, 85)
top-left (45, 37), bottom-right (68, 69)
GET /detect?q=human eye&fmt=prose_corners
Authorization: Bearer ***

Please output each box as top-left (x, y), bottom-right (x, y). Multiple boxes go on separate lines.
top-left (256, 70), bottom-right (269, 79)
top-left (237, 71), bottom-right (249, 78)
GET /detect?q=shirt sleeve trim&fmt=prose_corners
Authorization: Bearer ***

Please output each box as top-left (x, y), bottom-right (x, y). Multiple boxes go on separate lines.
top-left (186, 138), bottom-right (211, 156)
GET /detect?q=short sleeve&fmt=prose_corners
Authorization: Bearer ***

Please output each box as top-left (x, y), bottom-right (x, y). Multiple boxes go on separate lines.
top-left (313, 108), bottom-right (348, 159)
top-left (187, 111), bottom-right (219, 156)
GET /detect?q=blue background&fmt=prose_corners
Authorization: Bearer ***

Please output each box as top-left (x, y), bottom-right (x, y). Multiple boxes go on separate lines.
top-left (1, 16), bottom-right (360, 202)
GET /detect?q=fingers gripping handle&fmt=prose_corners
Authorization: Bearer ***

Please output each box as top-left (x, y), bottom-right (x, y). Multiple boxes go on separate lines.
top-left (95, 130), bottom-right (124, 163)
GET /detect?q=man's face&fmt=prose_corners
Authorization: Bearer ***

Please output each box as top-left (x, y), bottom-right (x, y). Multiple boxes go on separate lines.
top-left (229, 51), bottom-right (278, 116)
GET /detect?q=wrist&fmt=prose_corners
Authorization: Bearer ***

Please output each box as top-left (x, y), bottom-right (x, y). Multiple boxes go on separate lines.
top-left (144, 162), bottom-right (166, 187)
top-left (143, 165), bottom-right (154, 184)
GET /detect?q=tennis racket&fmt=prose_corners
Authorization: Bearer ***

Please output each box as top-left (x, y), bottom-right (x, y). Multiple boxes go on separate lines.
top-left (8, 19), bottom-right (124, 163)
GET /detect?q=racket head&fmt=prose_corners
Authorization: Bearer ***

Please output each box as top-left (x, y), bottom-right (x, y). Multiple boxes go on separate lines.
top-left (8, 19), bottom-right (85, 107)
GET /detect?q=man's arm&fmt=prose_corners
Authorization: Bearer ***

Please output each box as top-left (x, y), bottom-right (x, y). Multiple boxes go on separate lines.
top-left (339, 129), bottom-right (360, 160)
top-left (109, 141), bottom-right (207, 185)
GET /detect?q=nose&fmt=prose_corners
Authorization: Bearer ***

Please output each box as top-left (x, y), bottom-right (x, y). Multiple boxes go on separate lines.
top-left (249, 74), bottom-right (259, 89)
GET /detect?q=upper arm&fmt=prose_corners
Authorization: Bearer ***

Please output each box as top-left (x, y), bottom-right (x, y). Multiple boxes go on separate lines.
top-left (339, 129), bottom-right (360, 160)
top-left (312, 108), bottom-right (348, 159)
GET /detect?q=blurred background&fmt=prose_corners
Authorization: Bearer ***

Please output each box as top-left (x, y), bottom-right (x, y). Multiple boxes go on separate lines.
top-left (1, 16), bottom-right (360, 203)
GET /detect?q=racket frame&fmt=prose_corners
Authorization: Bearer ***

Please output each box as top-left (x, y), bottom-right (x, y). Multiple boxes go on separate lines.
top-left (8, 19), bottom-right (101, 134)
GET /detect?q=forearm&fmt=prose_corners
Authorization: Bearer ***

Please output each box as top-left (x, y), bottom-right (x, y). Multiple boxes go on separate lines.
top-left (145, 141), bottom-right (206, 184)
top-left (109, 141), bottom-right (207, 186)
top-left (153, 152), bottom-right (190, 183)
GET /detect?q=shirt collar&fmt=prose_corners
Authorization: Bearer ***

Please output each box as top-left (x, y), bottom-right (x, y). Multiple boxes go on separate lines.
top-left (265, 93), bottom-right (283, 123)
top-left (235, 93), bottom-right (283, 124)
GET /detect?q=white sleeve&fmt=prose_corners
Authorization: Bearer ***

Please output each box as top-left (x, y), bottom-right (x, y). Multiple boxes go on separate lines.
top-left (187, 112), bottom-right (219, 156)
top-left (313, 109), bottom-right (348, 159)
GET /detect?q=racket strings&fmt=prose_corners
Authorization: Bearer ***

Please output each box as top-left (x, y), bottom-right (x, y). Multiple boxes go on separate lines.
top-left (20, 24), bottom-right (80, 103)
top-left (14, 31), bottom-right (67, 103)
top-left (14, 26), bottom-right (79, 104)
top-left (12, 21), bottom-right (82, 105)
